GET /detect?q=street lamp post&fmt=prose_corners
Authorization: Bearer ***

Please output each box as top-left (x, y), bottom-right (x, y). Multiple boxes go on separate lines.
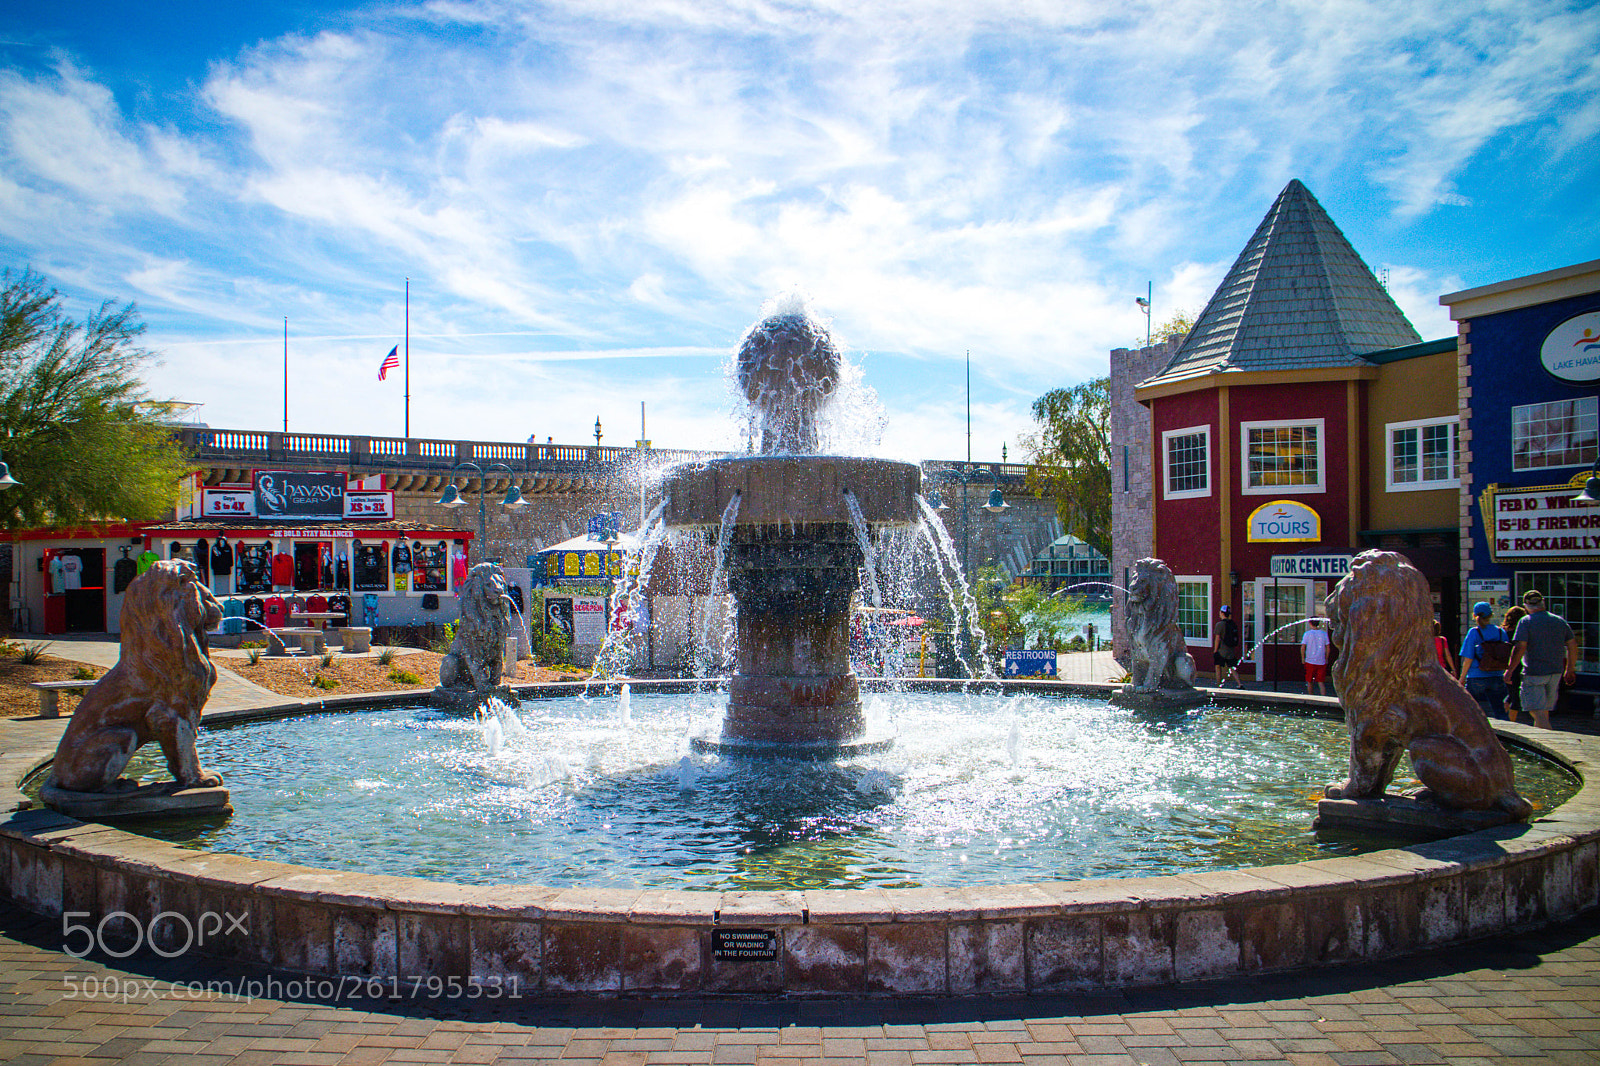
top-left (436, 461), bottom-right (528, 564)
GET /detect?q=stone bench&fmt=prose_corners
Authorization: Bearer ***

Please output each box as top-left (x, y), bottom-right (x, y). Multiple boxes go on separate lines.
top-left (336, 627), bottom-right (372, 653)
top-left (27, 680), bottom-right (93, 718)
top-left (266, 628), bottom-right (326, 656)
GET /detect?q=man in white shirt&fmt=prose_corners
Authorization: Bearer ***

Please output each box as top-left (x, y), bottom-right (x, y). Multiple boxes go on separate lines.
top-left (1301, 618), bottom-right (1332, 696)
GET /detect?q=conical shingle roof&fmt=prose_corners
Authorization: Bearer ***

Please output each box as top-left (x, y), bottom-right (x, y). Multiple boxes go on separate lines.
top-left (1142, 180), bottom-right (1420, 388)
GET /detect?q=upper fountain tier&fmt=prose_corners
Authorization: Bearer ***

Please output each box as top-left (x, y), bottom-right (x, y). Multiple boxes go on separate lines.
top-left (664, 303), bottom-right (919, 529)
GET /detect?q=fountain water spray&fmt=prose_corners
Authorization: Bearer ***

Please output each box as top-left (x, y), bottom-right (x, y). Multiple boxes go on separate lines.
top-left (661, 301), bottom-right (920, 756)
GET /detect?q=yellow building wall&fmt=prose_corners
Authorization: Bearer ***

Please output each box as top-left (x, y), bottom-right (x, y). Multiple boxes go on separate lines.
top-left (1366, 349), bottom-right (1460, 531)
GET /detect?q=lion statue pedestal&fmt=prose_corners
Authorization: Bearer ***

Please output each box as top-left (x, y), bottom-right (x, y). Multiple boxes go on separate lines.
top-left (43, 561), bottom-right (232, 820)
top-left (433, 561), bottom-right (519, 710)
top-left (1314, 550), bottom-right (1530, 837)
top-left (1110, 558), bottom-right (1206, 710)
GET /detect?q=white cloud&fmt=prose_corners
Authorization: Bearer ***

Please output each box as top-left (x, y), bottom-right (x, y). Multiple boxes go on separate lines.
top-left (0, 0), bottom-right (1595, 459)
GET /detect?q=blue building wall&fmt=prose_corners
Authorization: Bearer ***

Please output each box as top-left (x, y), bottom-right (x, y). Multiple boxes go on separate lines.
top-left (1464, 286), bottom-right (1600, 696)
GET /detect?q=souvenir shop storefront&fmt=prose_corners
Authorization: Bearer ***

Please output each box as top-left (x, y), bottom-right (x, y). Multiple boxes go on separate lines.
top-left (137, 521), bottom-right (476, 633)
top-left (8, 469), bottom-right (477, 634)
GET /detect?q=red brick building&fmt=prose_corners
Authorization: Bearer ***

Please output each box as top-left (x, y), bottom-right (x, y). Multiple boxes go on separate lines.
top-left (1125, 180), bottom-right (1458, 684)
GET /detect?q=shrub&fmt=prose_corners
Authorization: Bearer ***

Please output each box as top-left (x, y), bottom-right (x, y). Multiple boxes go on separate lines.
top-left (241, 640), bottom-right (265, 649)
top-left (311, 674), bottom-right (338, 691)
top-left (71, 665), bottom-right (97, 681)
top-left (377, 647), bottom-right (396, 666)
top-left (537, 629), bottom-right (572, 667)
top-left (319, 650), bottom-right (337, 670)
top-left (17, 642), bottom-right (51, 665)
top-left (388, 668), bottom-right (422, 685)
top-left (246, 648), bottom-right (263, 666)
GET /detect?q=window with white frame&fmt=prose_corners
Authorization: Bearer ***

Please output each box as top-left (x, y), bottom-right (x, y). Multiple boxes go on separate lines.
top-left (1162, 425), bottom-right (1210, 499)
top-left (1176, 577), bottom-right (1211, 645)
top-left (1512, 397), bottom-right (1597, 471)
top-left (1241, 419), bottom-right (1324, 494)
top-left (1387, 416), bottom-right (1460, 491)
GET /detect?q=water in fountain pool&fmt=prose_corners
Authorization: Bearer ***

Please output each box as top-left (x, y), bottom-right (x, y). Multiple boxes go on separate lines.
top-left (101, 691), bottom-right (1578, 891)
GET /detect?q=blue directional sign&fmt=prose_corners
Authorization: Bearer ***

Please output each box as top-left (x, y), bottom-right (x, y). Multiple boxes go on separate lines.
top-left (1004, 650), bottom-right (1058, 678)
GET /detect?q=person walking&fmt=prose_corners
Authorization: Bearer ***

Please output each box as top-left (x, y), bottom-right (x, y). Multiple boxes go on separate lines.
top-left (1503, 590), bottom-right (1578, 731)
top-left (1300, 617), bottom-right (1332, 696)
top-left (1212, 605), bottom-right (1242, 687)
top-left (1501, 604), bottom-right (1528, 724)
top-left (1459, 601), bottom-right (1511, 720)
top-left (1433, 620), bottom-right (1457, 674)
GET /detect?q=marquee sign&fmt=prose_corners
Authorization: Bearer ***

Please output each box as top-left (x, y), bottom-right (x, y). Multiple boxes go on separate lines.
top-left (1541, 310), bottom-right (1600, 385)
top-left (1481, 476), bottom-right (1600, 562)
top-left (253, 470), bottom-right (345, 521)
top-left (1247, 499), bottom-right (1321, 543)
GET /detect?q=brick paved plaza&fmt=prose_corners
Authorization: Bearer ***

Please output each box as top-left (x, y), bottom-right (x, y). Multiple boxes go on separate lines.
top-left (2, 897), bottom-right (1598, 1065)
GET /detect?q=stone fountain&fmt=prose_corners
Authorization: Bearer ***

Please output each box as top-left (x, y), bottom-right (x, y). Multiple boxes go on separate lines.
top-left (664, 303), bottom-right (919, 756)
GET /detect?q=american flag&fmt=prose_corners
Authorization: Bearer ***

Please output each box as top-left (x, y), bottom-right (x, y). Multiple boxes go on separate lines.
top-left (378, 346), bottom-right (399, 380)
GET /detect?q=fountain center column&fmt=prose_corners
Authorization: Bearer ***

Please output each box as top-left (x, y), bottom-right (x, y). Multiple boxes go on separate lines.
top-left (724, 523), bottom-right (864, 745)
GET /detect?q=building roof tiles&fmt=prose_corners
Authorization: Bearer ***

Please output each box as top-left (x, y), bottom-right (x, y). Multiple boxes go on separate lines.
top-left (1142, 180), bottom-right (1419, 389)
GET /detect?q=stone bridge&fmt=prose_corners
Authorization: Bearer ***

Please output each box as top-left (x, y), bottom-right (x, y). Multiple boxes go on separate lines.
top-left (178, 428), bottom-right (1059, 574)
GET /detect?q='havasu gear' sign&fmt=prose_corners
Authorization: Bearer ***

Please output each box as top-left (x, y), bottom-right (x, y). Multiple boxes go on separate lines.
top-left (253, 470), bottom-right (346, 520)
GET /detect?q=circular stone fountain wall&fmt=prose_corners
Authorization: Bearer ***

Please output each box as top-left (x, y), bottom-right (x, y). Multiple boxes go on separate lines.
top-left (2, 684), bottom-right (1597, 997)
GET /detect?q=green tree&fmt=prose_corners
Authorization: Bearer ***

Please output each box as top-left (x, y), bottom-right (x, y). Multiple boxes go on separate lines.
top-left (0, 269), bottom-right (193, 530)
top-left (1023, 377), bottom-right (1111, 557)
top-left (1135, 307), bottom-right (1196, 348)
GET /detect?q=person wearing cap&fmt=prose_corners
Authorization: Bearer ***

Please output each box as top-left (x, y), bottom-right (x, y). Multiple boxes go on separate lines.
top-left (1458, 601), bottom-right (1509, 720)
top-left (1212, 604), bottom-right (1242, 687)
top-left (1502, 590), bottom-right (1578, 730)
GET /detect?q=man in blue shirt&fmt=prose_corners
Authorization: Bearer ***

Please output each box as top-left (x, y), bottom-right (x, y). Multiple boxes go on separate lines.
top-left (1458, 601), bottom-right (1509, 720)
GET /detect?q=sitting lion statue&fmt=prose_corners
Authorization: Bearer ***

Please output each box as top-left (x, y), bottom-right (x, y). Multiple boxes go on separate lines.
top-left (51, 561), bottom-right (224, 793)
top-left (1125, 558), bottom-right (1196, 693)
top-left (1324, 550), bottom-right (1530, 818)
top-left (438, 562), bottom-right (514, 692)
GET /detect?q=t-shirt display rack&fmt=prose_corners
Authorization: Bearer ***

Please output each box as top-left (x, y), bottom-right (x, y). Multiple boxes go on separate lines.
top-left (149, 530), bottom-right (469, 630)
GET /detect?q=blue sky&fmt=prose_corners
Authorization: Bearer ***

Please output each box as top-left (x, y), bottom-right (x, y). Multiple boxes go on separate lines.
top-left (3, 0), bottom-right (1597, 464)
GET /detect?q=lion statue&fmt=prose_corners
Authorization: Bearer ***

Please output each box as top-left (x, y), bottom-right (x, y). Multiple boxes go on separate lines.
top-left (50, 561), bottom-right (223, 793)
top-left (1324, 550), bottom-right (1530, 818)
top-left (1125, 558), bottom-right (1197, 694)
top-left (438, 562), bottom-right (514, 692)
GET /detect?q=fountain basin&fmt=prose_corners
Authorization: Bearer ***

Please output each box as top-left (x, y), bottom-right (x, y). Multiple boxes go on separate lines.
top-left (662, 455), bottom-right (920, 528)
top-left (2, 681), bottom-right (1596, 997)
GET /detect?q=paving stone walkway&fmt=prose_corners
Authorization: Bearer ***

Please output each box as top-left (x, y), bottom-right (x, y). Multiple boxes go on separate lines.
top-left (1, 898), bottom-right (1597, 1065)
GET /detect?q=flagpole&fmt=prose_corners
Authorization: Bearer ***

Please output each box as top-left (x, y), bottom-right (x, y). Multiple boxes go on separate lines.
top-left (283, 317), bottom-right (288, 433)
top-left (404, 279), bottom-right (410, 439)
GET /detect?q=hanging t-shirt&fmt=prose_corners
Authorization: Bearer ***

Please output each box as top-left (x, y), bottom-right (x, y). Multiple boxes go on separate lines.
top-left (270, 551), bottom-right (295, 587)
top-left (363, 593), bottom-right (380, 627)
top-left (136, 549), bottom-right (160, 575)
top-left (222, 598), bottom-right (247, 635)
top-left (320, 544), bottom-right (334, 588)
top-left (336, 552), bottom-right (350, 589)
top-left (391, 542), bottom-right (412, 574)
top-left (195, 539), bottom-right (209, 577)
top-left (353, 545), bottom-right (388, 591)
top-left (306, 593), bottom-right (328, 615)
top-left (326, 594), bottom-right (350, 626)
top-left (48, 555), bottom-right (67, 594)
top-left (211, 539), bottom-right (234, 576)
top-left (243, 597), bottom-right (266, 628)
top-left (113, 552), bottom-right (137, 594)
top-left (452, 549), bottom-right (469, 588)
top-left (61, 555), bottom-right (83, 590)
top-left (263, 595), bottom-right (288, 629)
